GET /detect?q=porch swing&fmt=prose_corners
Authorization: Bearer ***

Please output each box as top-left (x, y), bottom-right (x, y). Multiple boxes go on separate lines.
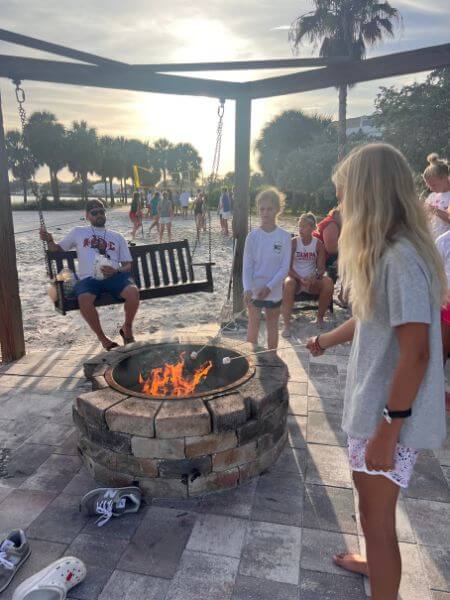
top-left (13, 80), bottom-right (224, 315)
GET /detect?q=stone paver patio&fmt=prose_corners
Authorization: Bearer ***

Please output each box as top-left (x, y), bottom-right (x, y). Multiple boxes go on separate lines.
top-left (0, 323), bottom-right (449, 600)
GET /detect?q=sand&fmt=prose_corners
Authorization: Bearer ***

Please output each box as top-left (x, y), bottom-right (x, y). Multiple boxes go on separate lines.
top-left (12, 206), bottom-right (348, 351)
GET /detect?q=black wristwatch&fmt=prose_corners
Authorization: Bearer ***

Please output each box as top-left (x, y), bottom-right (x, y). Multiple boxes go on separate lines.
top-left (382, 406), bottom-right (412, 424)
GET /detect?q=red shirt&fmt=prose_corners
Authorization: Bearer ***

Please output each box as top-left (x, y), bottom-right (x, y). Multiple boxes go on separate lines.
top-left (313, 213), bottom-right (340, 259)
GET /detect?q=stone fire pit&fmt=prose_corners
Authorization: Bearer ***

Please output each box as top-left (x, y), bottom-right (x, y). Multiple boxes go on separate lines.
top-left (73, 337), bottom-right (289, 499)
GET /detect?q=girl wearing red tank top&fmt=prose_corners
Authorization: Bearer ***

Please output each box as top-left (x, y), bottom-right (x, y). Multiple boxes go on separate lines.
top-left (282, 213), bottom-right (334, 336)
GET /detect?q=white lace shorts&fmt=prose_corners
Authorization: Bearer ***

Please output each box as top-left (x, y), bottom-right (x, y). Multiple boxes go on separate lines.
top-left (347, 436), bottom-right (419, 488)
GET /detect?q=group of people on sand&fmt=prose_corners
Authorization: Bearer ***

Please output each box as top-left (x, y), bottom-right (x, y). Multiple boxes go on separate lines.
top-left (39, 141), bottom-right (450, 600)
top-left (243, 142), bottom-right (448, 600)
top-left (129, 190), bottom-right (174, 243)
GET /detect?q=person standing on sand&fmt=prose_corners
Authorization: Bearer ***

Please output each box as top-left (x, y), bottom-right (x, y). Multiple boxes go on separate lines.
top-left (306, 143), bottom-right (446, 600)
top-left (243, 187), bottom-right (291, 351)
top-left (129, 191), bottom-right (143, 240)
top-left (40, 198), bottom-right (140, 351)
top-left (158, 191), bottom-right (173, 242)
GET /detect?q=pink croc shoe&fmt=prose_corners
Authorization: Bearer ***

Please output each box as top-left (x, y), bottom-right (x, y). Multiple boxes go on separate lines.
top-left (12, 556), bottom-right (86, 600)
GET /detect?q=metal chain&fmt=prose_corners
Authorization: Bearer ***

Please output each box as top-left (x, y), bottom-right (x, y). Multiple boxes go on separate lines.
top-left (192, 99), bottom-right (225, 260)
top-left (13, 80), bottom-right (52, 277)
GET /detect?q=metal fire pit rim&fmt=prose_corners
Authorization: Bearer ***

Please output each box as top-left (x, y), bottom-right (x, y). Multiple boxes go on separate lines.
top-left (104, 340), bottom-right (256, 401)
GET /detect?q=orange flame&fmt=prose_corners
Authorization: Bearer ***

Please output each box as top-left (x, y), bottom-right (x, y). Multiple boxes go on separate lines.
top-left (138, 352), bottom-right (213, 398)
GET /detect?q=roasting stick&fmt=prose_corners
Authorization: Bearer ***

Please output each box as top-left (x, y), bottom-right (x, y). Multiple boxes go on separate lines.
top-left (190, 307), bottom-right (249, 360)
top-left (222, 342), bottom-right (306, 364)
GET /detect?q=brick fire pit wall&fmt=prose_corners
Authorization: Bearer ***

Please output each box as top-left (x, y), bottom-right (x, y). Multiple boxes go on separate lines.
top-left (73, 337), bottom-right (289, 499)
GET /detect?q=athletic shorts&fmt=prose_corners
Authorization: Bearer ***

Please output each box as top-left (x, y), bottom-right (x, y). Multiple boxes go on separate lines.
top-left (252, 299), bottom-right (282, 309)
top-left (74, 272), bottom-right (134, 300)
top-left (159, 217), bottom-right (172, 225)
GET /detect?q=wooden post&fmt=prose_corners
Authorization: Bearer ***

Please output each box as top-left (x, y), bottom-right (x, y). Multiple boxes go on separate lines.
top-left (232, 94), bottom-right (251, 314)
top-left (0, 89), bottom-right (25, 362)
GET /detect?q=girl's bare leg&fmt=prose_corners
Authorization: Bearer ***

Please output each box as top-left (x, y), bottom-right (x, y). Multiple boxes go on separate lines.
top-left (167, 223), bottom-right (172, 242)
top-left (159, 224), bottom-right (164, 243)
top-left (247, 303), bottom-right (261, 344)
top-left (334, 471), bottom-right (401, 600)
top-left (265, 306), bottom-right (281, 350)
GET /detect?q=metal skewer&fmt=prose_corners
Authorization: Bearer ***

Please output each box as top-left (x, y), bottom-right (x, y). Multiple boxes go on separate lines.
top-left (190, 307), bottom-right (248, 360)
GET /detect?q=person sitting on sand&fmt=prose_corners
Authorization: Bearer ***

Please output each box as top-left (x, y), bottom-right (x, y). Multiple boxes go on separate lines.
top-left (423, 153), bottom-right (450, 240)
top-left (158, 191), bottom-right (173, 242)
top-left (306, 143), bottom-right (446, 600)
top-left (243, 187), bottom-right (291, 351)
top-left (40, 198), bottom-right (140, 351)
top-left (129, 191), bottom-right (143, 240)
top-left (313, 206), bottom-right (345, 305)
top-left (282, 212), bottom-right (334, 336)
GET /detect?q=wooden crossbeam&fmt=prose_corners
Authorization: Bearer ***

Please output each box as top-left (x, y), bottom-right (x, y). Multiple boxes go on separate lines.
top-left (131, 56), bottom-right (351, 72)
top-left (0, 55), bottom-right (244, 99)
top-left (0, 28), bottom-right (126, 67)
top-left (246, 43), bottom-right (450, 98)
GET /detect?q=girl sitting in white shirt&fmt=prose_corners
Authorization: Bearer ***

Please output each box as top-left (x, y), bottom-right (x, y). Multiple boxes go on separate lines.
top-left (282, 212), bottom-right (334, 335)
top-left (243, 188), bottom-right (291, 350)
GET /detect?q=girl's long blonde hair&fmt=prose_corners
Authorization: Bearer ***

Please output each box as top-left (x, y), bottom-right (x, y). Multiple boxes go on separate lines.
top-left (333, 143), bottom-right (446, 320)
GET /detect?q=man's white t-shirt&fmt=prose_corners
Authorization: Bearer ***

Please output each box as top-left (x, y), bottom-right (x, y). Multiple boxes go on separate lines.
top-left (59, 226), bottom-right (132, 280)
top-left (426, 191), bottom-right (450, 240)
top-left (243, 226), bottom-right (292, 302)
top-left (179, 192), bottom-right (190, 208)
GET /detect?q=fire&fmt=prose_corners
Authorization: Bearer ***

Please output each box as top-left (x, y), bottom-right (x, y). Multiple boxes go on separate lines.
top-left (138, 352), bottom-right (213, 398)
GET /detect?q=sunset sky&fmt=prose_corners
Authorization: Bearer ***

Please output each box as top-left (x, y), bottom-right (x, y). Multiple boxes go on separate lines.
top-left (1, 0), bottom-right (449, 182)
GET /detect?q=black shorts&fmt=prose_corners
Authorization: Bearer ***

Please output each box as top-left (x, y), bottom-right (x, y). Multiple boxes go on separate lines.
top-left (252, 299), bottom-right (282, 309)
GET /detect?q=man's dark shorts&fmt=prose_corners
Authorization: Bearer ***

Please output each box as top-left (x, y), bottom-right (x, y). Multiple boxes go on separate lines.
top-left (74, 272), bottom-right (134, 299)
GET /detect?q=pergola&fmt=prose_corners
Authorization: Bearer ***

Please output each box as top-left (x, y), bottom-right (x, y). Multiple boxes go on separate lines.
top-left (1, 28), bottom-right (450, 362)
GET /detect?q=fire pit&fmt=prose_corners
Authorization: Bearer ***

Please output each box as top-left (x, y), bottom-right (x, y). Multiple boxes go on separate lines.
top-left (73, 337), bottom-right (289, 499)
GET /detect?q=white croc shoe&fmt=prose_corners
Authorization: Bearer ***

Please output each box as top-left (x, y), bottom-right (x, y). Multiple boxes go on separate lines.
top-left (12, 556), bottom-right (86, 600)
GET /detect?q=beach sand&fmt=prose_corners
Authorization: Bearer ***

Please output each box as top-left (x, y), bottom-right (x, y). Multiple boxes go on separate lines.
top-left (12, 206), bottom-right (348, 352)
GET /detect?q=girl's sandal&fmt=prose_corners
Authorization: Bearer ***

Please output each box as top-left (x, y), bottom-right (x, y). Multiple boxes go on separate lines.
top-left (119, 328), bottom-right (136, 345)
top-left (103, 341), bottom-right (119, 352)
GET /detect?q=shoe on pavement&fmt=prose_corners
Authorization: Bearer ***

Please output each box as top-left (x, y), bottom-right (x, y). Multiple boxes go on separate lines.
top-left (0, 530), bottom-right (31, 593)
top-left (79, 486), bottom-right (142, 527)
top-left (12, 556), bottom-right (86, 600)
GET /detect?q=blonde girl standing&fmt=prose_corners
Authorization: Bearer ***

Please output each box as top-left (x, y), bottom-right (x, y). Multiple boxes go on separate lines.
top-left (423, 153), bottom-right (450, 240)
top-left (306, 143), bottom-right (446, 600)
top-left (243, 188), bottom-right (291, 350)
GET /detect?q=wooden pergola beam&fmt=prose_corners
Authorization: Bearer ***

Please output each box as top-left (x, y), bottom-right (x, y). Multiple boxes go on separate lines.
top-left (246, 43), bottom-right (450, 98)
top-left (0, 55), bottom-right (244, 99)
top-left (0, 28), bottom-right (126, 67)
top-left (131, 56), bottom-right (351, 72)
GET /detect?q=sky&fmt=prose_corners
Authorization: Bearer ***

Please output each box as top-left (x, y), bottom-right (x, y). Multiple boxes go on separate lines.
top-left (1, 0), bottom-right (449, 182)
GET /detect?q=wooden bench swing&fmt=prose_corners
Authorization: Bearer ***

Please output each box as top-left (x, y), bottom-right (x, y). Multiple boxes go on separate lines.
top-left (47, 239), bottom-right (214, 316)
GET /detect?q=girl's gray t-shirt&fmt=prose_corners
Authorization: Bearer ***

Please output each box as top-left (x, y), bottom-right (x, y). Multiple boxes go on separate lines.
top-left (343, 238), bottom-right (446, 450)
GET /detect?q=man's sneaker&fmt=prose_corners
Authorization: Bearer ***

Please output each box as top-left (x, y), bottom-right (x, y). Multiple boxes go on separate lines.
top-left (79, 486), bottom-right (142, 527)
top-left (0, 530), bottom-right (31, 593)
top-left (12, 556), bottom-right (86, 600)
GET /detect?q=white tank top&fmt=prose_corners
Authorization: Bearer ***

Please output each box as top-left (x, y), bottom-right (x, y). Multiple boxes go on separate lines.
top-left (292, 236), bottom-right (318, 278)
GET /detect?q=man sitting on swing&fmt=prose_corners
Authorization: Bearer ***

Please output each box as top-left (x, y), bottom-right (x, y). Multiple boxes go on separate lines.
top-left (40, 199), bottom-right (140, 351)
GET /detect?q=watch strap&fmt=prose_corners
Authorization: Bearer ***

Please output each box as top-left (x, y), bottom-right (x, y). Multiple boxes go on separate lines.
top-left (383, 406), bottom-right (412, 419)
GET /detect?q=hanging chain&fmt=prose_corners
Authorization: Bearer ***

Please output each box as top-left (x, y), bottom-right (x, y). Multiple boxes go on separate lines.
top-left (13, 79), bottom-right (51, 277)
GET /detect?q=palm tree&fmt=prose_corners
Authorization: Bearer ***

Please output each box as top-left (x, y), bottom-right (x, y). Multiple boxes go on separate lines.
top-left (5, 130), bottom-right (39, 203)
top-left (97, 136), bottom-right (123, 205)
top-left (24, 111), bottom-right (66, 203)
top-left (168, 143), bottom-right (202, 191)
top-left (152, 138), bottom-right (174, 184)
top-left (290, 0), bottom-right (400, 158)
top-left (66, 121), bottom-right (99, 201)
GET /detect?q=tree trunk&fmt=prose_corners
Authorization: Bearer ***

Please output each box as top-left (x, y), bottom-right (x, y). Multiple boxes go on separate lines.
top-left (104, 179), bottom-right (108, 202)
top-left (22, 177), bottom-right (28, 204)
top-left (120, 178), bottom-right (124, 203)
top-left (124, 179), bottom-right (128, 204)
top-left (109, 177), bottom-right (115, 206)
top-left (81, 173), bottom-right (88, 202)
top-left (50, 169), bottom-right (60, 204)
top-left (338, 84), bottom-right (348, 161)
